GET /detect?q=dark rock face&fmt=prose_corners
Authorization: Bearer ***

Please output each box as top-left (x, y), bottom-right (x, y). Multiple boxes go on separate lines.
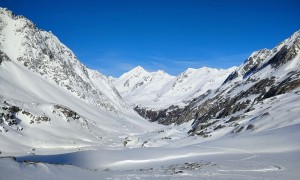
top-left (0, 50), bottom-right (10, 65)
top-left (133, 90), bottom-right (213, 125)
top-left (223, 71), bottom-right (239, 84)
top-left (242, 49), bottom-right (271, 77)
top-left (134, 105), bottom-right (182, 125)
top-left (268, 38), bottom-right (300, 68)
top-left (223, 49), bottom-right (271, 84)
top-left (0, 105), bottom-right (22, 132)
top-left (53, 105), bottom-right (82, 122)
top-left (264, 71), bottom-right (300, 99)
top-left (246, 124), bottom-right (255, 130)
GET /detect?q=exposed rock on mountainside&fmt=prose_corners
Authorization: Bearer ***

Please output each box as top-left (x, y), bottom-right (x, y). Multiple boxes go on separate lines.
top-left (178, 31), bottom-right (300, 135)
top-left (223, 48), bottom-right (271, 83)
top-left (131, 31), bottom-right (300, 135)
top-left (0, 50), bottom-right (10, 65)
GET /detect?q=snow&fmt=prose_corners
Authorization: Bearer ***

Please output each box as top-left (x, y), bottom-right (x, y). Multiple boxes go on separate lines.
top-left (1, 124), bottom-right (299, 179)
top-left (0, 59), bottom-right (165, 156)
top-left (115, 66), bottom-right (236, 109)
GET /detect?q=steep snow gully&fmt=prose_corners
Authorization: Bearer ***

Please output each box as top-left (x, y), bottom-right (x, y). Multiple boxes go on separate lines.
top-left (0, 7), bottom-right (300, 180)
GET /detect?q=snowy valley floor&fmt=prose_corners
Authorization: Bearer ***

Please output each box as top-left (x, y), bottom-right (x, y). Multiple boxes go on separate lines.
top-left (1, 124), bottom-right (299, 180)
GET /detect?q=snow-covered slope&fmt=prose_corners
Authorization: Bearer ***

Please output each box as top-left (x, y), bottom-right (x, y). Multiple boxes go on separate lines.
top-left (166, 30), bottom-right (300, 135)
top-left (0, 7), bottom-right (161, 155)
top-left (0, 8), bottom-right (124, 112)
top-left (115, 66), bottom-right (235, 109)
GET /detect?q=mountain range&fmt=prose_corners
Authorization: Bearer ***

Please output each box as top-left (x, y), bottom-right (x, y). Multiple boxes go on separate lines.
top-left (0, 7), bottom-right (300, 179)
top-left (114, 66), bottom-right (236, 109)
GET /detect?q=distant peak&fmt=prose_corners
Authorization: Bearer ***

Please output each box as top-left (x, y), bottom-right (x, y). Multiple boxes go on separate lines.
top-left (133, 65), bottom-right (145, 71)
top-left (118, 66), bottom-right (148, 79)
top-left (130, 66), bottom-right (148, 74)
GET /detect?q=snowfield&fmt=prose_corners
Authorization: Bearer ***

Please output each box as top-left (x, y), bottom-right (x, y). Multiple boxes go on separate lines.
top-left (1, 124), bottom-right (300, 179)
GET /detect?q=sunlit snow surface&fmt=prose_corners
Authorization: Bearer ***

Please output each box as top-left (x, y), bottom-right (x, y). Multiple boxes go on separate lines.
top-left (1, 125), bottom-right (299, 179)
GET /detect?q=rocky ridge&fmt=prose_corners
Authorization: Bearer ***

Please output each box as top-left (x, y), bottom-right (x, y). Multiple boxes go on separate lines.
top-left (130, 31), bottom-right (300, 137)
top-left (0, 8), bottom-right (124, 113)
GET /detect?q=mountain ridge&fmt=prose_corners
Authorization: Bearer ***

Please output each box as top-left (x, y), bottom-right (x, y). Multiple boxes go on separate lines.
top-left (130, 30), bottom-right (300, 130)
top-left (0, 7), bottom-right (127, 112)
top-left (115, 65), bottom-right (236, 109)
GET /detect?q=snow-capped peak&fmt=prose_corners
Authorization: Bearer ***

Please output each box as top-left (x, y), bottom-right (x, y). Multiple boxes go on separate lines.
top-left (114, 66), bottom-right (235, 109)
top-left (119, 66), bottom-right (148, 78)
top-left (224, 29), bottom-right (300, 84)
top-left (115, 66), bottom-right (174, 96)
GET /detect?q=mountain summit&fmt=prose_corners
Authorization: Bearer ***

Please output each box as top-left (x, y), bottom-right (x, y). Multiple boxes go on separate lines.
top-left (115, 66), bottom-right (235, 109)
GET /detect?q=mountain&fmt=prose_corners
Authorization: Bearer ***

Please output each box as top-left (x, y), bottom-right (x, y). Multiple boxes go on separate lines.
top-left (114, 66), bottom-right (175, 108)
top-left (126, 31), bottom-right (300, 128)
top-left (148, 30), bottom-right (300, 136)
top-left (115, 66), bottom-right (236, 109)
top-left (0, 8), bottom-right (125, 112)
top-left (185, 30), bottom-right (300, 134)
top-left (0, 7), bottom-right (160, 154)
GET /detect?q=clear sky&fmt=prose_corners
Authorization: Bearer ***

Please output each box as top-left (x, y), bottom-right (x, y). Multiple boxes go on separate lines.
top-left (1, 0), bottom-right (300, 77)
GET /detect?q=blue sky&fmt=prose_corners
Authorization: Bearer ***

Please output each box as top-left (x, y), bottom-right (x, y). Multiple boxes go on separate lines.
top-left (1, 0), bottom-right (300, 77)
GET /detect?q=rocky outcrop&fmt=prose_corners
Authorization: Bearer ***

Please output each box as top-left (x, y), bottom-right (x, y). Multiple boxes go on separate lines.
top-left (52, 105), bottom-right (82, 122)
top-left (186, 31), bottom-right (300, 135)
top-left (269, 39), bottom-right (300, 68)
top-left (155, 30), bottom-right (300, 136)
top-left (224, 49), bottom-right (271, 84)
top-left (264, 71), bottom-right (300, 99)
top-left (134, 105), bottom-right (181, 125)
top-left (0, 104), bottom-right (23, 132)
top-left (0, 50), bottom-right (10, 65)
